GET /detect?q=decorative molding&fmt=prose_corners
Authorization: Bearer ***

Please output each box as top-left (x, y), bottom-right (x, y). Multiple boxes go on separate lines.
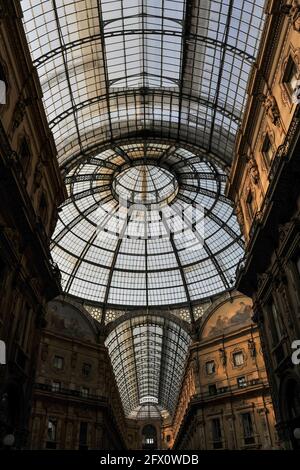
top-left (11, 97), bottom-right (32, 131)
top-left (234, 201), bottom-right (245, 233)
top-left (248, 339), bottom-right (257, 358)
top-left (289, 0), bottom-right (300, 31)
top-left (247, 155), bottom-right (260, 185)
top-left (263, 93), bottom-right (282, 128)
top-left (279, 45), bottom-right (300, 106)
top-left (230, 347), bottom-right (247, 369)
top-left (33, 161), bottom-right (44, 192)
top-left (219, 348), bottom-right (227, 367)
top-left (257, 272), bottom-right (270, 289)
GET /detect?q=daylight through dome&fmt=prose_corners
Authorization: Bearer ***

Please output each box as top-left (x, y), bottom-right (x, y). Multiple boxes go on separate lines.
top-left (51, 142), bottom-right (244, 311)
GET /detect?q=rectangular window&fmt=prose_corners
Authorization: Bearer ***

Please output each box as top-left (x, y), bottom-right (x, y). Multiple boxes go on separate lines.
top-left (82, 363), bottom-right (91, 377)
top-left (269, 301), bottom-right (282, 345)
top-left (51, 381), bottom-right (61, 392)
top-left (241, 412), bottom-right (255, 445)
top-left (211, 418), bottom-right (223, 449)
top-left (80, 422), bottom-right (88, 443)
top-left (262, 134), bottom-right (273, 166)
top-left (246, 191), bottom-right (254, 219)
top-left (47, 419), bottom-right (57, 442)
top-left (233, 351), bottom-right (244, 367)
top-left (237, 376), bottom-right (247, 388)
top-left (53, 356), bottom-right (63, 370)
top-left (206, 360), bottom-right (216, 375)
top-left (283, 56), bottom-right (298, 96)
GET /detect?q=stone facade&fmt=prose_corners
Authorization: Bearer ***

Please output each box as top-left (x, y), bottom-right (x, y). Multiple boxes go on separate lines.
top-left (171, 293), bottom-right (279, 450)
top-left (227, 0), bottom-right (300, 449)
top-left (0, 0), bottom-right (66, 448)
top-left (29, 298), bottom-right (127, 450)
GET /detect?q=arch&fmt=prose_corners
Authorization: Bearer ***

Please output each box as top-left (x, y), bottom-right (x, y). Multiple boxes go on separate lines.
top-left (279, 373), bottom-right (300, 449)
top-left (142, 424), bottom-right (158, 450)
top-left (46, 297), bottom-right (99, 342)
top-left (0, 381), bottom-right (26, 448)
top-left (198, 292), bottom-right (253, 340)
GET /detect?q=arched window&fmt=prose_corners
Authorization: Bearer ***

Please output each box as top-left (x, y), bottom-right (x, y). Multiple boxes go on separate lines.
top-left (142, 424), bottom-right (157, 450)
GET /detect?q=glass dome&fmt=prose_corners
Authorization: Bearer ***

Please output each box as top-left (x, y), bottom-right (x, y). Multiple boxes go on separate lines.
top-left (21, 0), bottom-right (266, 419)
top-left (51, 142), bottom-right (244, 309)
top-left (20, 0), bottom-right (266, 313)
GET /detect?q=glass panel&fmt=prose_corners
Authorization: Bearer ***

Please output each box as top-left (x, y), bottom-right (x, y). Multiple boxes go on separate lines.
top-left (49, 143), bottom-right (244, 310)
top-left (21, 0), bottom-right (265, 165)
top-left (105, 315), bottom-right (191, 416)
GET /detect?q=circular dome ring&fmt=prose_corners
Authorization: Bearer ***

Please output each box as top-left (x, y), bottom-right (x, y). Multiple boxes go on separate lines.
top-left (51, 141), bottom-right (244, 313)
top-left (52, 141), bottom-right (242, 314)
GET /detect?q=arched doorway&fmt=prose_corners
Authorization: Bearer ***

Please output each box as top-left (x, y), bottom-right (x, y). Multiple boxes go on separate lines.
top-left (281, 378), bottom-right (300, 449)
top-left (0, 382), bottom-right (25, 449)
top-left (142, 424), bottom-right (157, 450)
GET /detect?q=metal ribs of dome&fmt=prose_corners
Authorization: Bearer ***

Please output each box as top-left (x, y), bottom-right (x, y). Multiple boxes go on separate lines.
top-left (21, 0), bottom-right (265, 169)
top-left (20, 0), bottom-right (266, 418)
top-left (50, 142), bottom-right (244, 316)
top-left (105, 314), bottom-right (191, 417)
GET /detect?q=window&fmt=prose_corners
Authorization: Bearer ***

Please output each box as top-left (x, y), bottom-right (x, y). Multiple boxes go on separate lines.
top-left (209, 384), bottom-right (217, 396)
top-left (79, 422), bottom-right (88, 450)
top-left (82, 363), bottom-right (91, 377)
top-left (47, 419), bottom-right (57, 443)
top-left (241, 412), bottom-right (255, 445)
top-left (211, 418), bottom-right (223, 449)
top-left (145, 437), bottom-right (154, 445)
top-left (262, 134), bottom-right (273, 166)
top-left (142, 424), bottom-right (157, 449)
top-left (206, 360), bottom-right (216, 375)
top-left (233, 351), bottom-right (244, 367)
top-left (81, 387), bottom-right (89, 398)
top-left (237, 376), bottom-right (247, 388)
top-left (19, 137), bottom-right (31, 168)
top-left (51, 381), bottom-right (61, 392)
top-left (166, 434), bottom-right (171, 443)
top-left (53, 356), bottom-right (64, 370)
top-left (269, 301), bottom-right (282, 345)
top-left (283, 56), bottom-right (298, 96)
top-left (246, 191), bottom-right (255, 220)
top-left (0, 63), bottom-right (7, 106)
top-left (39, 193), bottom-right (48, 225)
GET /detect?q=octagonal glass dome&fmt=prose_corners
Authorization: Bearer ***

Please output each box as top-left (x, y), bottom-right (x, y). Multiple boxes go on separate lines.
top-left (51, 142), bottom-right (244, 308)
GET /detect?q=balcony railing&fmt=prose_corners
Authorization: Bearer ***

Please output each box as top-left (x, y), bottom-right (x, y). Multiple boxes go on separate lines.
top-left (192, 378), bottom-right (268, 403)
top-left (34, 383), bottom-right (107, 403)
